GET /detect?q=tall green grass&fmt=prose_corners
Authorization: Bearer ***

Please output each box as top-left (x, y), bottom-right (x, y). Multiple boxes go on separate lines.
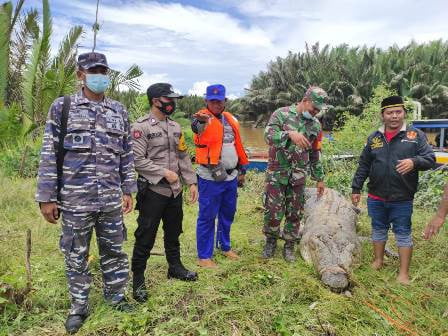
top-left (0, 172), bottom-right (447, 336)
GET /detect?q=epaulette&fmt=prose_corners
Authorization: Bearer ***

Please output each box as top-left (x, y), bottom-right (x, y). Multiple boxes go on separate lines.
top-left (135, 115), bottom-right (150, 123)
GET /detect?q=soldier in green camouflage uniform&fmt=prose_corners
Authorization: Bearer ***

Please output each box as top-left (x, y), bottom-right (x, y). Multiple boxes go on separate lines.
top-left (262, 87), bottom-right (328, 262)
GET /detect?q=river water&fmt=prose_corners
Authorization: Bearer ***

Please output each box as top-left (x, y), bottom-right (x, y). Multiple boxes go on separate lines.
top-left (239, 125), bottom-right (268, 152)
top-left (239, 125), bottom-right (330, 154)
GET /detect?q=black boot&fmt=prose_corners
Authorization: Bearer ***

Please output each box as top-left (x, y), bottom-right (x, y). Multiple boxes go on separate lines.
top-left (111, 298), bottom-right (135, 312)
top-left (65, 314), bottom-right (88, 334)
top-left (132, 273), bottom-right (148, 303)
top-left (167, 263), bottom-right (198, 281)
top-left (283, 241), bottom-right (297, 262)
top-left (262, 237), bottom-right (277, 258)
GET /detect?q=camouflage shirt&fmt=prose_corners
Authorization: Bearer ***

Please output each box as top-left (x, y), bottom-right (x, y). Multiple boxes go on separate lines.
top-left (35, 90), bottom-right (137, 212)
top-left (264, 104), bottom-right (324, 183)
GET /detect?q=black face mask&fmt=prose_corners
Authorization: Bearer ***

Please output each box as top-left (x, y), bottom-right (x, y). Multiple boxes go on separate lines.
top-left (158, 100), bottom-right (176, 115)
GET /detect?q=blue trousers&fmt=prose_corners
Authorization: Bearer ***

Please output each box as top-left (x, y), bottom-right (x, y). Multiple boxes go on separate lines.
top-left (196, 176), bottom-right (238, 259)
top-left (367, 198), bottom-right (413, 247)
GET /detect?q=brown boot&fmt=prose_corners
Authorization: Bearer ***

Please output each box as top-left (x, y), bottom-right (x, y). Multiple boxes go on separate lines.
top-left (222, 250), bottom-right (240, 260)
top-left (197, 258), bottom-right (218, 268)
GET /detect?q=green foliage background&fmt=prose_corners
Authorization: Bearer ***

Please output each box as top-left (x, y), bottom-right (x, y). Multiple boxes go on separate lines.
top-left (1, 1), bottom-right (447, 335)
top-left (235, 41), bottom-right (448, 128)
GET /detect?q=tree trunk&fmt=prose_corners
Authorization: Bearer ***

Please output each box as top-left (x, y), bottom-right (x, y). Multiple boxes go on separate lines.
top-left (299, 188), bottom-right (361, 292)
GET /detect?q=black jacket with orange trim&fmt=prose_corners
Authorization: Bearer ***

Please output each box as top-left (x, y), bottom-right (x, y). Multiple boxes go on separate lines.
top-left (352, 124), bottom-right (435, 201)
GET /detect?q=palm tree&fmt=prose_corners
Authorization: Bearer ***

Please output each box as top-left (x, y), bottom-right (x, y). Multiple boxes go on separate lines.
top-left (240, 41), bottom-right (448, 129)
top-left (20, 0), bottom-right (83, 131)
top-left (0, 0), bottom-right (83, 140)
top-left (0, 0), bottom-right (39, 106)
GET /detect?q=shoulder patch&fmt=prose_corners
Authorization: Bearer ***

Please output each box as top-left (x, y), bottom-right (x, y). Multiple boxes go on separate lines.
top-left (406, 130), bottom-right (417, 140)
top-left (133, 130), bottom-right (143, 139)
top-left (371, 136), bottom-right (384, 149)
top-left (136, 115), bottom-right (149, 123)
top-left (178, 132), bottom-right (187, 151)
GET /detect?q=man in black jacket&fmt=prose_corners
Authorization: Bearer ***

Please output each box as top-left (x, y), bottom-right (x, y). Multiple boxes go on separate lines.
top-left (351, 95), bottom-right (435, 284)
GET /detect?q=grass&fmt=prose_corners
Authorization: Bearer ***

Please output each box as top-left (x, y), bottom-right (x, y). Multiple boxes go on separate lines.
top-left (0, 171), bottom-right (447, 336)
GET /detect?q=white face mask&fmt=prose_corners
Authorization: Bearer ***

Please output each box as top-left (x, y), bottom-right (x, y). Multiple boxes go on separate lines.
top-left (302, 111), bottom-right (313, 119)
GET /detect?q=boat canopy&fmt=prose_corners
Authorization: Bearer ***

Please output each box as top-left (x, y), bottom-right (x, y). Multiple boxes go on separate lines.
top-left (411, 119), bottom-right (448, 128)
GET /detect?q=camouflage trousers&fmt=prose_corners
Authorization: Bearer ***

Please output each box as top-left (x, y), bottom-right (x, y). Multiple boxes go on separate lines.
top-left (263, 177), bottom-right (306, 242)
top-left (60, 209), bottom-right (129, 315)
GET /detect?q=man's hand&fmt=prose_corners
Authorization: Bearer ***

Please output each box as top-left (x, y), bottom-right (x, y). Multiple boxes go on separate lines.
top-left (189, 184), bottom-right (198, 203)
top-left (164, 170), bottom-right (179, 184)
top-left (193, 111), bottom-right (210, 122)
top-left (351, 193), bottom-right (361, 207)
top-left (423, 215), bottom-right (445, 240)
top-left (316, 181), bottom-right (325, 198)
top-left (288, 131), bottom-right (311, 150)
top-left (40, 202), bottom-right (59, 224)
top-left (238, 174), bottom-right (245, 188)
top-left (396, 159), bottom-right (414, 175)
top-left (122, 194), bottom-right (133, 214)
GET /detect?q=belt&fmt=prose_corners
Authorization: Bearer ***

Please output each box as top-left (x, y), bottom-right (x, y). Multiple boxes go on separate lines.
top-left (200, 164), bottom-right (236, 175)
top-left (156, 177), bottom-right (171, 187)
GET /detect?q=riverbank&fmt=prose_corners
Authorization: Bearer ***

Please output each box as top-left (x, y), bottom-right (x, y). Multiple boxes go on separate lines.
top-left (0, 172), bottom-right (447, 336)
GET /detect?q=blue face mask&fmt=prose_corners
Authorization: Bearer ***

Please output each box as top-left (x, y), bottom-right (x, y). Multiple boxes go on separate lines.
top-left (302, 111), bottom-right (313, 119)
top-left (85, 74), bottom-right (110, 94)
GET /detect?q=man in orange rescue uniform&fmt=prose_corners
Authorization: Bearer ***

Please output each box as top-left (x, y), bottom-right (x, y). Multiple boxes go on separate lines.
top-left (191, 84), bottom-right (249, 268)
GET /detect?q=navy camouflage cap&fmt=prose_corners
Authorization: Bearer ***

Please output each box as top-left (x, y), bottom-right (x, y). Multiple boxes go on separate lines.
top-left (77, 52), bottom-right (109, 70)
top-left (305, 86), bottom-right (328, 110)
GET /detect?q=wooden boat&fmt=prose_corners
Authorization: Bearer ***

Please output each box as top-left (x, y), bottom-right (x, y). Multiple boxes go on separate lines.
top-left (246, 150), bottom-right (268, 172)
top-left (411, 119), bottom-right (448, 165)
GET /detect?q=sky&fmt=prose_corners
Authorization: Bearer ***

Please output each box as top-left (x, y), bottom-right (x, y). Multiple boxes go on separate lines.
top-left (24, 0), bottom-right (448, 97)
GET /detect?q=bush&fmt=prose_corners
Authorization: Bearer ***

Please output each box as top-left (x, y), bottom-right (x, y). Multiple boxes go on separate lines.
top-left (414, 168), bottom-right (448, 210)
top-left (322, 85), bottom-right (396, 194)
top-left (324, 85), bottom-right (396, 158)
top-left (128, 94), bottom-right (149, 123)
top-left (0, 140), bottom-right (42, 178)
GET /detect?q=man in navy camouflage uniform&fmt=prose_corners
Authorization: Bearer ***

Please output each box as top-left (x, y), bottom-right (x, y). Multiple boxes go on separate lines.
top-left (262, 87), bottom-right (327, 262)
top-left (36, 52), bottom-right (137, 334)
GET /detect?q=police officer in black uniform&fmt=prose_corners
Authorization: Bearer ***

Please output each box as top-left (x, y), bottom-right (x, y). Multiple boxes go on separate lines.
top-left (130, 83), bottom-right (199, 302)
